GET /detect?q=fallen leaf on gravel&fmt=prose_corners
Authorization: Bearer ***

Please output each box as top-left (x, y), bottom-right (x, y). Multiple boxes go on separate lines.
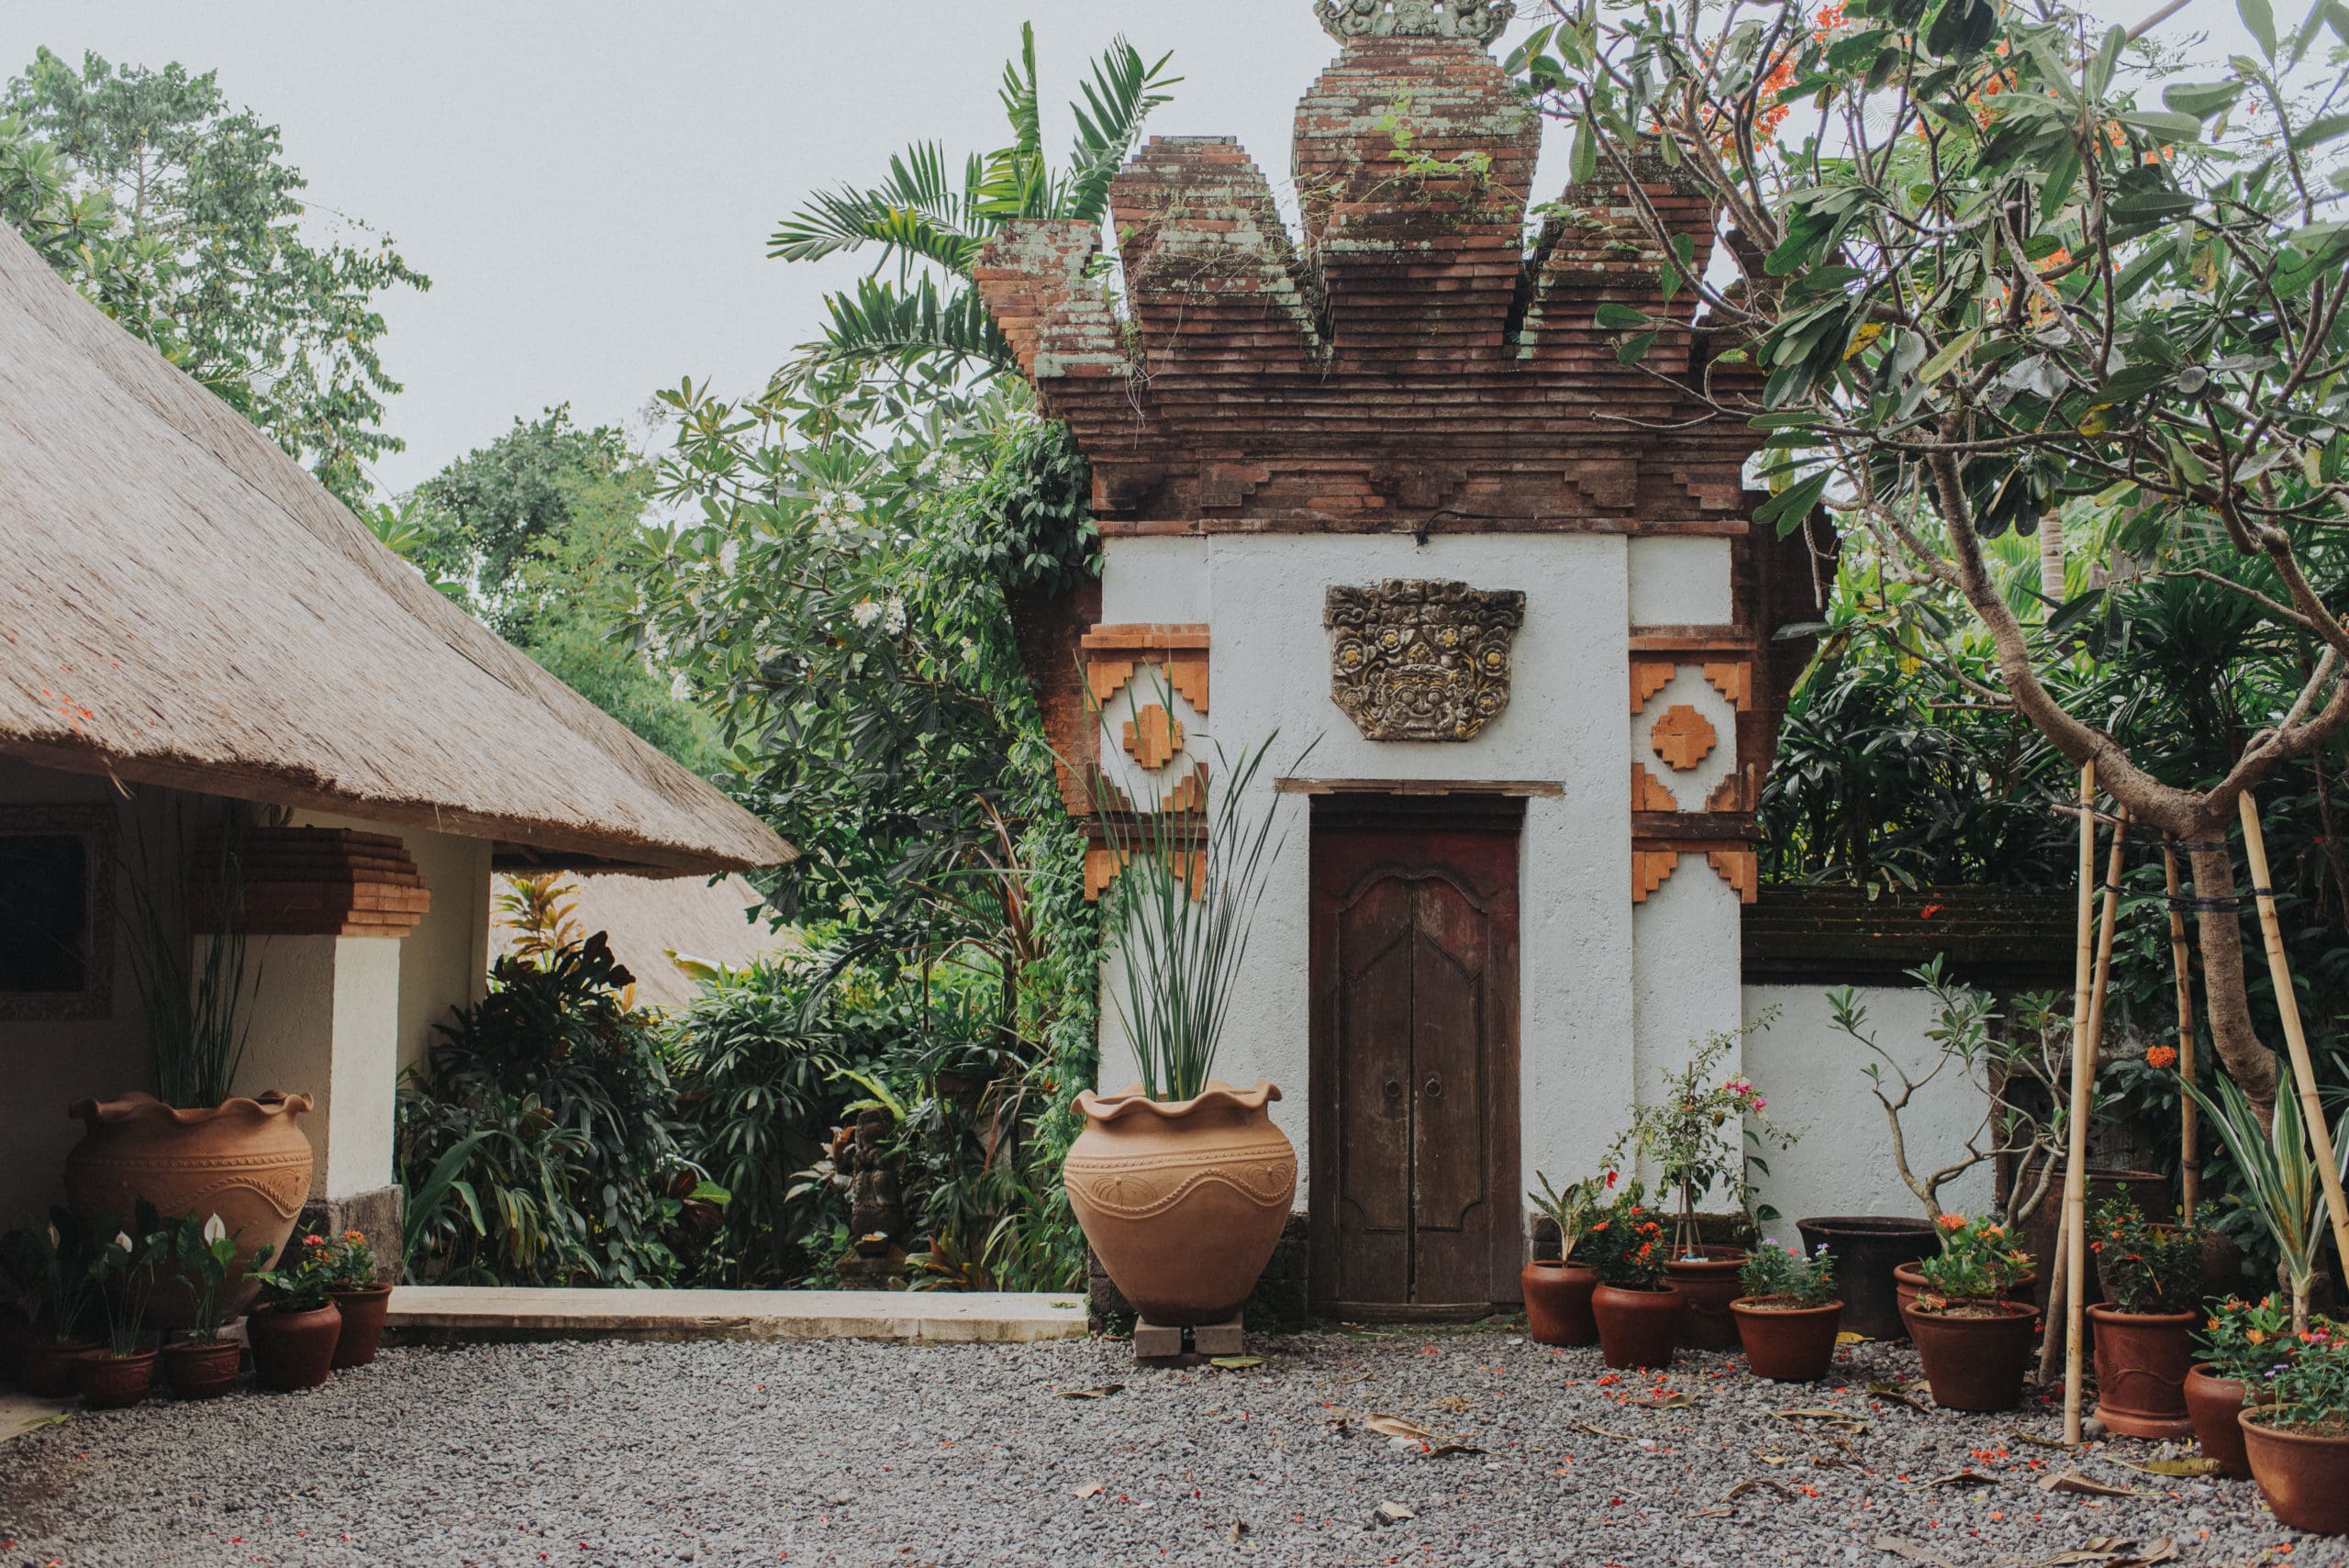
top-left (1774, 1407), bottom-right (1869, 1433)
top-left (1865, 1380), bottom-right (1931, 1413)
top-left (1909, 1471), bottom-right (1998, 1489)
top-left (2113, 1540), bottom-right (2177, 1567)
top-left (1073, 1483), bottom-right (1105, 1499)
top-left (2009, 1427), bottom-right (2077, 1449)
top-left (1630, 1391), bottom-right (1695, 1410)
top-left (2027, 1537), bottom-right (2176, 1567)
top-left (1873, 1535), bottom-right (1961, 1568)
top-left (1570, 1419), bottom-right (1640, 1441)
top-left (1433, 1395), bottom-right (1473, 1413)
top-left (1228, 1521), bottom-right (1247, 1542)
top-left (1338, 1372), bottom-right (1375, 1385)
top-left (1057, 1385), bottom-right (1123, 1399)
top-left (1372, 1502), bottom-right (1416, 1526)
top-left (1836, 1330), bottom-right (1869, 1345)
top-left (2037, 1470), bottom-right (2140, 1497)
top-left (1755, 1453), bottom-right (1795, 1464)
top-left (1364, 1414), bottom-right (1436, 1441)
top-left (1720, 1478), bottom-right (1793, 1504)
top-left (1209, 1356), bottom-right (1264, 1370)
top-left (2110, 1456), bottom-right (2221, 1478)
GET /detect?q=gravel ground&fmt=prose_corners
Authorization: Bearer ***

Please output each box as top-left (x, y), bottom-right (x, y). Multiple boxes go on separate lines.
top-left (0, 1325), bottom-right (2337, 1568)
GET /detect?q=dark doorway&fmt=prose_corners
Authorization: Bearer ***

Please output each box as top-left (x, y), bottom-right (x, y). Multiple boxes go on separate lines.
top-left (1308, 795), bottom-right (1522, 1319)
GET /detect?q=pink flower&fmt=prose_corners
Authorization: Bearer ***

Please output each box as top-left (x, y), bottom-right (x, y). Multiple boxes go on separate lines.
top-left (1751, 1096), bottom-right (1767, 1111)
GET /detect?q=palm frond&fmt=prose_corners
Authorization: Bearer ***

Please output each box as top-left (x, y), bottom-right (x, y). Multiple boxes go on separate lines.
top-left (1000, 22), bottom-right (1045, 168)
top-left (769, 141), bottom-right (978, 271)
top-left (801, 274), bottom-right (1017, 378)
top-left (1063, 38), bottom-right (1182, 225)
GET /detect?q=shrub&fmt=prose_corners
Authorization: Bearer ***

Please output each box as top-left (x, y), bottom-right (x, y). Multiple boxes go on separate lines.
top-left (2260, 1331), bottom-right (2349, 1438)
top-left (2089, 1200), bottom-right (2205, 1316)
top-left (2201, 1296), bottom-right (2329, 1393)
top-left (1741, 1242), bottom-right (1836, 1308)
top-left (1917, 1214), bottom-right (2032, 1305)
top-left (1581, 1188), bottom-right (1668, 1289)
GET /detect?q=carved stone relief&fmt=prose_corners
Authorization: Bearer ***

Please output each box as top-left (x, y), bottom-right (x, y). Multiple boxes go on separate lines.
top-left (1324, 578), bottom-right (1525, 741)
top-left (1314, 0), bottom-right (1515, 45)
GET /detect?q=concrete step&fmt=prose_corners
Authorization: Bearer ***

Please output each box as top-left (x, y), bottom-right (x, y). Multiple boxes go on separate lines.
top-left (385, 1285), bottom-right (1088, 1343)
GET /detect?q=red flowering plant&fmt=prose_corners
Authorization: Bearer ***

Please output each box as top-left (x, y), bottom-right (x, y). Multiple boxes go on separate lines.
top-left (1581, 1184), bottom-right (1669, 1289)
top-left (319, 1229), bottom-right (381, 1291)
top-left (2088, 1198), bottom-right (2205, 1316)
top-left (2199, 1296), bottom-right (2326, 1395)
top-left (1916, 1214), bottom-right (2032, 1308)
top-left (250, 1231), bottom-right (338, 1314)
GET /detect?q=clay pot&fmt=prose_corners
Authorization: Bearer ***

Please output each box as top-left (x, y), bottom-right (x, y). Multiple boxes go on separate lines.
top-left (2241, 1409), bottom-right (2349, 1535)
top-left (20, 1337), bottom-right (99, 1398)
top-left (1664, 1248), bottom-right (1745, 1351)
top-left (2184, 1364), bottom-right (2252, 1480)
top-left (76, 1350), bottom-right (156, 1410)
top-left (161, 1338), bottom-right (243, 1401)
top-left (2087, 1306), bottom-right (2196, 1440)
top-left (1902, 1298), bottom-right (2037, 1412)
top-left (1894, 1262), bottom-right (2039, 1323)
top-left (63, 1092), bottom-right (315, 1329)
top-left (246, 1303), bottom-right (341, 1392)
top-left (1063, 1081), bottom-right (1297, 1326)
top-left (1796, 1217), bottom-right (1936, 1340)
top-left (328, 1284), bottom-right (393, 1369)
top-left (1592, 1284), bottom-right (1683, 1370)
top-left (1520, 1260), bottom-right (1598, 1346)
top-left (1731, 1298), bottom-right (1843, 1382)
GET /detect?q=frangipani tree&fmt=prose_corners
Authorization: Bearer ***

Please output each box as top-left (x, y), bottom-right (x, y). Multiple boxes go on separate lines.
top-left (1510, 0), bottom-right (2349, 1113)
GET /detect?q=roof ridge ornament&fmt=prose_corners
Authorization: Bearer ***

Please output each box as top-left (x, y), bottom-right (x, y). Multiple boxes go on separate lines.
top-left (1315, 0), bottom-right (1515, 46)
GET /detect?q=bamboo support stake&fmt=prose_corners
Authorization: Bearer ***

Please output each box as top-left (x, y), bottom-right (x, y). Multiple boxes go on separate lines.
top-left (2239, 792), bottom-right (2349, 1273)
top-left (2165, 846), bottom-right (2199, 1221)
top-left (2064, 799), bottom-right (2128, 1443)
top-left (2043, 765), bottom-right (2097, 1405)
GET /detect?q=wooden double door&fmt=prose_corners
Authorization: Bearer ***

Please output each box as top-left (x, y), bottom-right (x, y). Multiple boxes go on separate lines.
top-left (1308, 796), bottom-right (1522, 1318)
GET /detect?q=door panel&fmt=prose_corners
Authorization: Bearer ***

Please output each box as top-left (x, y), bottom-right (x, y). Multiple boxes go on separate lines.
top-left (1309, 800), bottom-right (1521, 1318)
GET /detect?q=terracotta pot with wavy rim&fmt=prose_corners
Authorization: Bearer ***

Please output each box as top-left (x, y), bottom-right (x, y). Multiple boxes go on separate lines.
top-left (2088, 1306), bottom-right (2196, 1440)
top-left (1064, 1080), bottom-right (1296, 1326)
top-left (1521, 1261), bottom-right (1598, 1346)
top-left (161, 1338), bottom-right (243, 1400)
top-left (1731, 1298), bottom-right (1843, 1381)
top-left (21, 1337), bottom-right (99, 1397)
top-left (64, 1092), bottom-right (314, 1329)
top-left (247, 1303), bottom-right (340, 1392)
top-left (2241, 1410), bottom-right (2349, 1535)
top-left (1902, 1298), bottom-right (2036, 1411)
top-left (328, 1285), bottom-right (393, 1369)
top-left (2185, 1364), bottom-right (2252, 1479)
top-left (76, 1350), bottom-right (156, 1410)
top-left (1664, 1248), bottom-right (1744, 1350)
top-left (1592, 1284), bottom-right (1683, 1369)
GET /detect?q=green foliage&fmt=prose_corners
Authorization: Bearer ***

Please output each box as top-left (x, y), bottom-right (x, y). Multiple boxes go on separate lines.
top-left (1611, 1019), bottom-right (1794, 1255)
top-left (1, 1209), bottom-right (100, 1342)
top-left (1917, 1213), bottom-right (2034, 1304)
top-left (250, 1229), bottom-right (337, 1314)
top-left (88, 1207), bottom-right (163, 1356)
top-left (2199, 1293), bottom-right (2324, 1388)
top-left (1530, 1168), bottom-right (1614, 1262)
top-left (2262, 1331), bottom-right (2349, 1435)
top-left (2188, 1066), bottom-right (2346, 1331)
top-left (168, 1213), bottom-right (242, 1342)
top-left (2, 49), bottom-right (428, 506)
top-left (2088, 1198), bottom-right (2205, 1315)
top-left (1581, 1186), bottom-right (1669, 1288)
top-left (1740, 1240), bottom-right (1837, 1307)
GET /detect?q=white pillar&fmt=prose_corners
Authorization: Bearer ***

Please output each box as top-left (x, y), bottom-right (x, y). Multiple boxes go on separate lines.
top-left (220, 934), bottom-right (403, 1201)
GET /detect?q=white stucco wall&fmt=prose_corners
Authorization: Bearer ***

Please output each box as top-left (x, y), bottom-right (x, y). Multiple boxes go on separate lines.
top-left (1630, 859), bottom-right (1746, 1189)
top-left (1097, 530), bottom-right (1638, 1206)
top-left (1741, 983), bottom-right (1995, 1232)
top-left (1627, 536), bottom-right (1732, 627)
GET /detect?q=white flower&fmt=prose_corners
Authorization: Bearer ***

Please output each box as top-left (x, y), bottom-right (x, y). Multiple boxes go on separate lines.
top-left (959, 636), bottom-right (978, 665)
top-left (114, 1231), bottom-right (133, 1252)
top-left (670, 670), bottom-right (693, 702)
top-left (46, 1223), bottom-right (58, 1248)
top-left (717, 538), bottom-right (740, 574)
top-left (882, 597), bottom-right (907, 635)
top-left (203, 1214), bottom-right (227, 1244)
top-left (850, 598), bottom-right (883, 629)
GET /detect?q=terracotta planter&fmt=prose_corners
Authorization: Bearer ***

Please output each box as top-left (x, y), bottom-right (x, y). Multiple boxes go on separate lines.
top-left (1902, 1298), bottom-right (2037, 1411)
top-left (161, 1338), bottom-right (243, 1401)
top-left (1063, 1081), bottom-right (1297, 1326)
top-left (1894, 1262), bottom-right (2039, 1323)
top-left (21, 1337), bottom-right (99, 1398)
top-left (76, 1350), bottom-right (156, 1410)
top-left (1731, 1298), bottom-right (1843, 1381)
top-left (246, 1303), bottom-right (340, 1392)
top-left (1664, 1248), bottom-right (1744, 1351)
top-left (63, 1092), bottom-right (315, 1329)
top-left (2087, 1306), bottom-right (2196, 1440)
top-left (2242, 1410), bottom-right (2349, 1535)
top-left (2185, 1364), bottom-right (2252, 1480)
top-left (1520, 1260), bottom-right (1598, 1347)
top-left (1592, 1284), bottom-right (1683, 1370)
top-left (328, 1284), bottom-right (393, 1369)
top-left (1796, 1216), bottom-right (1935, 1340)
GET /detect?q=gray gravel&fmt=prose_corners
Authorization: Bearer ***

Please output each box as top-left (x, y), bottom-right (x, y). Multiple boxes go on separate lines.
top-left (1, 1325), bottom-right (2339, 1567)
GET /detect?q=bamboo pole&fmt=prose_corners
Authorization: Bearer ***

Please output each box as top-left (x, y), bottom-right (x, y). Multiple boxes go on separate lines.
top-left (2064, 801), bottom-right (2128, 1443)
top-left (2165, 846), bottom-right (2199, 1222)
top-left (2042, 765), bottom-right (2097, 1404)
top-left (2238, 792), bottom-right (2349, 1273)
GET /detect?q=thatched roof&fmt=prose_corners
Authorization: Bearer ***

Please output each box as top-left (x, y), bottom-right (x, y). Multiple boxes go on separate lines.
top-left (490, 872), bottom-right (804, 1012)
top-left (0, 223), bottom-right (789, 875)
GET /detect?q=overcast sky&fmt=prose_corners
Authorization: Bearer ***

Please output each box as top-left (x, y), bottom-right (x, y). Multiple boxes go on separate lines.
top-left (0, 0), bottom-right (2243, 495)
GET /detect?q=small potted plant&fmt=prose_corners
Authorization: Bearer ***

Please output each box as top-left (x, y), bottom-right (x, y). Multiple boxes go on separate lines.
top-left (1583, 1184), bottom-right (1682, 1369)
top-left (325, 1229), bottom-right (390, 1369)
top-left (2241, 1329), bottom-right (2349, 1535)
top-left (80, 1215), bottom-right (163, 1409)
top-left (2087, 1198), bottom-right (2205, 1440)
top-left (1731, 1241), bottom-right (1842, 1381)
top-left (1901, 1213), bottom-right (2037, 1411)
top-left (2193, 1296), bottom-right (2306, 1480)
top-left (246, 1231), bottom-right (342, 1391)
top-left (161, 1214), bottom-right (246, 1399)
top-left (14, 1208), bottom-right (101, 1397)
top-left (1522, 1169), bottom-right (1609, 1347)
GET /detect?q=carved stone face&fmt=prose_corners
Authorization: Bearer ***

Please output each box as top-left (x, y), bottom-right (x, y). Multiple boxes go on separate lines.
top-left (1313, 0), bottom-right (1516, 45)
top-left (1324, 579), bottom-right (1526, 741)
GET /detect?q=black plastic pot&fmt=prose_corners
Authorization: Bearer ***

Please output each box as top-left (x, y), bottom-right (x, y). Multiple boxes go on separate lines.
top-left (1796, 1216), bottom-right (1937, 1340)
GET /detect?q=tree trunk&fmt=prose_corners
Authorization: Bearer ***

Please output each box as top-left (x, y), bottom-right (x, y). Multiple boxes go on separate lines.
top-left (2187, 845), bottom-right (2278, 1123)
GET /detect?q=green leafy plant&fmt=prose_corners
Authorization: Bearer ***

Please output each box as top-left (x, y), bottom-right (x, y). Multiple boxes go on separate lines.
top-left (1741, 1241), bottom-right (1837, 1308)
top-left (1530, 1169), bottom-right (1614, 1263)
top-left (319, 1229), bottom-right (380, 1291)
top-left (123, 810), bottom-right (262, 1110)
top-left (2258, 1332), bottom-right (2349, 1438)
top-left (88, 1209), bottom-right (162, 1358)
top-left (2089, 1199), bottom-right (2205, 1316)
top-left (2199, 1296), bottom-right (2323, 1393)
top-left (1580, 1186), bottom-right (1669, 1289)
top-left (171, 1213), bottom-right (242, 1342)
top-left (2188, 1067), bottom-right (2347, 1334)
top-left (10, 1208), bottom-right (100, 1346)
top-left (250, 1231), bottom-right (337, 1315)
top-left (1612, 1019), bottom-right (1795, 1257)
top-left (1917, 1214), bottom-right (2034, 1307)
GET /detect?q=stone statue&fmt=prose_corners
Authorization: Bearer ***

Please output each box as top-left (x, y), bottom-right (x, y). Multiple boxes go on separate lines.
top-left (1315, 0), bottom-right (1516, 46)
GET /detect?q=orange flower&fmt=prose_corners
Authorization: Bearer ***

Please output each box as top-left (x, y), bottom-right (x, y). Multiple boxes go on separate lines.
top-left (344, 1229), bottom-right (366, 1244)
top-left (2145, 1045), bottom-right (2178, 1070)
top-left (1936, 1213), bottom-right (1967, 1231)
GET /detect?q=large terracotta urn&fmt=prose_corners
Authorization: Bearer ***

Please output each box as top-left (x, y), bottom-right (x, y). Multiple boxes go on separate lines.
top-left (1064, 1080), bottom-right (1296, 1326)
top-left (64, 1092), bottom-right (315, 1329)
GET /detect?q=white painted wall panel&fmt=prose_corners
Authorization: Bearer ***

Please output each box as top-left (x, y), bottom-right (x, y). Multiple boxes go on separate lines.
top-left (1627, 536), bottom-right (1732, 627)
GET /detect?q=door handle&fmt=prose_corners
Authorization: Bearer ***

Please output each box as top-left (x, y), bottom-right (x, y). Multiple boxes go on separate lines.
top-left (1383, 1078), bottom-right (1403, 1102)
top-left (1424, 1075), bottom-right (1442, 1100)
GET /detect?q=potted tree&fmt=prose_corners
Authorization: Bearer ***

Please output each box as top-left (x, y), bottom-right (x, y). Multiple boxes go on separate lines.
top-left (161, 1214), bottom-right (246, 1400)
top-left (12, 1209), bottom-right (101, 1397)
top-left (1584, 1184), bottom-right (1682, 1369)
top-left (79, 1215), bottom-right (164, 1410)
top-left (2192, 1296), bottom-right (2303, 1481)
top-left (2241, 1335), bottom-right (2349, 1535)
top-left (1901, 1214), bottom-right (2037, 1411)
top-left (1615, 1025), bottom-right (1795, 1351)
top-left (325, 1229), bottom-right (391, 1369)
top-left (1523, 1170), bottom-right (1609, 1346)
top-left (2087, 1199), bottom-right (2205, 1440)
top-left (1731, 1242), bottom-right (1842, 1382)
top-left (246, 1232), bottom-right (341, 1391)
top-left (1064, 731), bottom-right (1300, 1328)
